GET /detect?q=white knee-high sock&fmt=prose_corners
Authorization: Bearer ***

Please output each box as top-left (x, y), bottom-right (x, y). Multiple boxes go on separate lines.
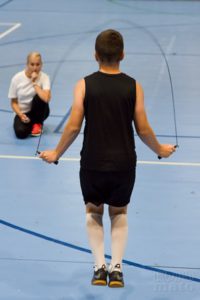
top-left (110, 213), bottom-right (128, 270)
top-left (86, 213), bottom-right (106, 269)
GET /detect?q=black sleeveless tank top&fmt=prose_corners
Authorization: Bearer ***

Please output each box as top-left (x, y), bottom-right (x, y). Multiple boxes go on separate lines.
top-left (80, 71), bottom-right (137, 171)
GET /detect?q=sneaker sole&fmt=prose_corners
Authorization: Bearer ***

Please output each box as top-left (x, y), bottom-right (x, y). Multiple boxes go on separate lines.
top-left (31, 133), bottom-right (41, 137)
top-left (108, 281), bottom-right (124, 288)
top-left (92, 280), bottom-right (107, 286)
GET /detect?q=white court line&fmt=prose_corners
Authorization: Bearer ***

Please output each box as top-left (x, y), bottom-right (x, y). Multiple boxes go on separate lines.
top-left (0, 155), bottom-right (79, 162)
top-left (0, 22), bottom-right (21, 39)
top-left (0, 154), bottom-right (200, 167)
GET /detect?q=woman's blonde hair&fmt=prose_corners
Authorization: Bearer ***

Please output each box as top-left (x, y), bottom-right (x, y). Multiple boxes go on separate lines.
top-left (26, 52), bottom-right (42, 64)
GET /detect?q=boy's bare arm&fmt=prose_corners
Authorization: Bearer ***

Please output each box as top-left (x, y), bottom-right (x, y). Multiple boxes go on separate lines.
top-left (133, 82), bottom-right (176, 158)
top-left (39, 79), bottom-right (85, 163)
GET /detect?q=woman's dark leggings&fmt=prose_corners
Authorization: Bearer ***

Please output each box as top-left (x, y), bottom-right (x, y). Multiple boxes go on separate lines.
top-left (13, 95), bottom-right (50, 139)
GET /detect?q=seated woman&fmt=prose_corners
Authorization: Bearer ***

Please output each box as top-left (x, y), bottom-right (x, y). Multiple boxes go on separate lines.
top-left (8, 52), bottom-right (51, 139)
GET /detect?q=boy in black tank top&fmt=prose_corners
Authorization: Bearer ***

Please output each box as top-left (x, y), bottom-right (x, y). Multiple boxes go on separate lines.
top-left (40, 29), bottom-right (176, 287)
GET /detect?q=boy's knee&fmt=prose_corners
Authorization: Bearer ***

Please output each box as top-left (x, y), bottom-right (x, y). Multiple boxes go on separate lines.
top-left (86, 203), bottom-right (104, 215)
top-left (109, 205), bottom-right (127, 218)
top-left (86, 212), bottom-right (103, 227)
top-left (15, 128), bottom-right (29, 139)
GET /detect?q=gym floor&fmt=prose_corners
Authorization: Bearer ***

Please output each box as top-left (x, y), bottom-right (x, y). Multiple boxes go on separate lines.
top-left (0, 0), bottom-right (200, 299)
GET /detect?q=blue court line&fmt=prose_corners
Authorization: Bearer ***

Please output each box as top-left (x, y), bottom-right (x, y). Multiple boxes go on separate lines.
top-left (0, 108), bottom-right (63, 118)
top-left (0, 108), bottom-right (199, 140)
top-left (1, 110), bottom-right (199, 138)
top-left (0, 109), bottom-right (12, 113)
top-left (1, 219), bottom-right (200, 283)
top-left (108, 0), bottom-right (200, 17)
top-left (54, 107), bottom-right (71, 133)
top-left (0, 0), bottom-right (13, 8)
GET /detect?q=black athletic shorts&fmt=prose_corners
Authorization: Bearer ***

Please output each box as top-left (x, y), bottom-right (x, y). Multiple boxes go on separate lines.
top-left (79, 168), bottom-right (136, 207)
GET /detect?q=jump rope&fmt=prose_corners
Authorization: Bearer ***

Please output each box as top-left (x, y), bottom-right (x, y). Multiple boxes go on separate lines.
top-left (147, 30), bottom-right (179, 159)
top-left (124, 20), bottom-right (179, 159)
top-left (35, 106), bottom-right (58, 165)
top-left (34, 29), bottom-right (97, 166)
top-left (35, 131), bottom-right (58, 165)
top-left (35, 25), bottom-right (179, 163)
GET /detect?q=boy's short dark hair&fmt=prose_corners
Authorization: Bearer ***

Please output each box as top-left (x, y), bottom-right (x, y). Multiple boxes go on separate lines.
top-left (95, 29), bottom-right (124, 64)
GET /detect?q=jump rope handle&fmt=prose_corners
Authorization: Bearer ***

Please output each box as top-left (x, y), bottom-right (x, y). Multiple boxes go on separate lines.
top-left (37, 151), bottom-right (59, 165)
top-left (158, 145), bottom-right (178, 160)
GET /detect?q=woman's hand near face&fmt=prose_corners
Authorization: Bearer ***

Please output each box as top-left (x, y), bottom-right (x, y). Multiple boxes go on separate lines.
top-left (31, 71), bottom-right (39, 82)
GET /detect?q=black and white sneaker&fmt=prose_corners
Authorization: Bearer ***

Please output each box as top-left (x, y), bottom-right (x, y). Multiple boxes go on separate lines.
top-left (91, 264), bottom-right (107, 286)
top-left (108, 264), bottom-right (124, 288)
